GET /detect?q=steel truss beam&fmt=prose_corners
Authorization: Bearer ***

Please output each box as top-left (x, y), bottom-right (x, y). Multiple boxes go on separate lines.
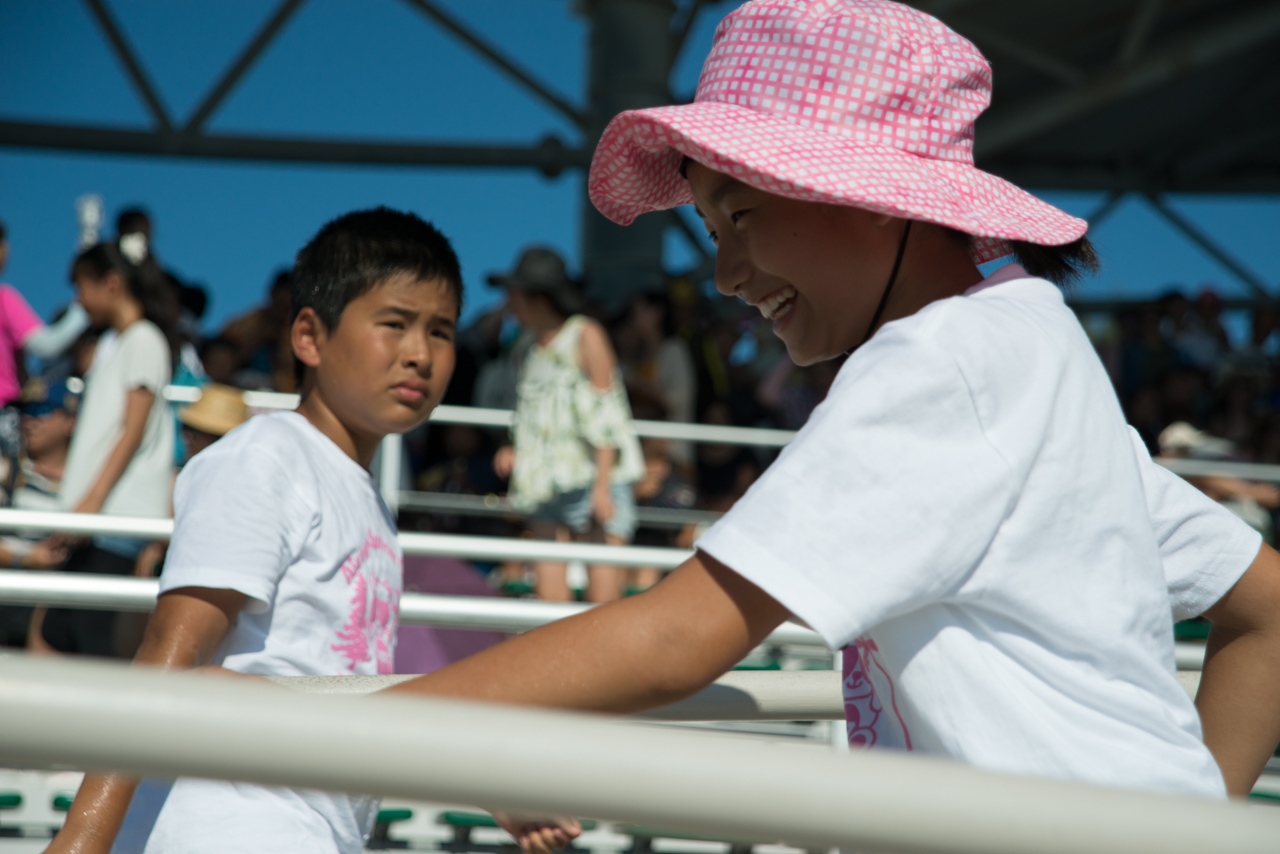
top-left (1143, 193), bottom-right (1275, 302)
top-left (82, 0), bottom-right (173, 131)
top-left (0, 120), bottom-right (588, 176)
top-left (976, 3), bottom-right (1280, 158)
top-left (185, 0), bottom-right (307, 133)
top-left (399, 0), bottom-right (586, 129)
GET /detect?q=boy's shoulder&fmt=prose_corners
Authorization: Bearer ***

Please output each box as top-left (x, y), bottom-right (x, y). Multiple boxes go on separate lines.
top-left (188, 411), bottom-right (322, 476)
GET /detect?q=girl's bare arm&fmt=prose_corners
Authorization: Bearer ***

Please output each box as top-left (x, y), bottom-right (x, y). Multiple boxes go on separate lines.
top-left (388, 551), bottom-right (789, 714)
top-left (72, 387), bottom-right (154, 514)
top-left (46, 588), bottom-right (247, 854)
top-left (1197, 543), bottom-right (1280, 796)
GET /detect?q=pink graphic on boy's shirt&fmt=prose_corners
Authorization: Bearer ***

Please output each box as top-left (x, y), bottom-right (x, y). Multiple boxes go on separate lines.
top-left (331, 530), bottom-right (401, 674)
top-left (842, 636), bottom-right (913, 751)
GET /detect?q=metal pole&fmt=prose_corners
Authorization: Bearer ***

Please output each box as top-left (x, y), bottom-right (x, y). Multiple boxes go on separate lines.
top-left (379, 434), bottom-right (403, 518)
top-left (0, 656), bottom-right (1273, 854)
top-left (580, 0), bottom-right (675, 313)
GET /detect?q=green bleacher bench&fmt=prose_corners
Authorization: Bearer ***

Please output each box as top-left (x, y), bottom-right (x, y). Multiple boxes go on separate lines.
top-left (438, 811), bottom-right (596, 848)
top-left (1174, 619), bottom-right (1211, 640)
top-left (617, 824), bottom-right (754, 854)
top-left (52, 794), bottom-right (74, 812)
top-left (368, 808), bottom-right (414, 849)
top-left (0, 793), bottom-right (21, 810)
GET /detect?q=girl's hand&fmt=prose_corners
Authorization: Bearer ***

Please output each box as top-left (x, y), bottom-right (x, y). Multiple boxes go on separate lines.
top-left (592, 481), bottom-right (615, 524)
top-left (494, 813), bottom-right (582, 854)
top-left (494, 446), bottom-right (516, 479)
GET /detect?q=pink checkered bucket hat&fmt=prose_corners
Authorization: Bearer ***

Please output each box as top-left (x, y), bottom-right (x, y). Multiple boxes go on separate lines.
top-left (587, 0), bottom-right (1086, 264)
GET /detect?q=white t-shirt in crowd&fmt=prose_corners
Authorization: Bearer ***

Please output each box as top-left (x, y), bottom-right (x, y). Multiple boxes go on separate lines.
top-left (59, 319), bottom-right (172, 517)
top-left (129, 412), bottom-right (402, 854)
top-left (698, 264), bottom-right (1254, 798)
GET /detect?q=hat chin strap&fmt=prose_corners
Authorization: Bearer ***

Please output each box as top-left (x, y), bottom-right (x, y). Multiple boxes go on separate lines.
top-left (855, 219), bottom-right (913, 350)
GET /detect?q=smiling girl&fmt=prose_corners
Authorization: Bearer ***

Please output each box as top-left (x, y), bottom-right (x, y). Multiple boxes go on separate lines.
top-left (393, 2), bottom-right (1280, 846)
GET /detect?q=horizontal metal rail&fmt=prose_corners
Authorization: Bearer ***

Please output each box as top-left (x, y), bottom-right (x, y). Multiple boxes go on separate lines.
top-left (162, 386), bottom-right (796, 448)
top-left (397, 489), bottom-right (723, 529)
top-left (0, 570), bottom-right (825, 648)
top-left (0, 569), bottom-right (1210, 668)
top-left (0, 656), bottom-right (1274, 854)
top-left (1156, 457), bottom-right (1280, 483)
top-left (0, 509), bottom-right (692, 568)
top-left (268, 671), bottom-right (845, 721)
top-left (164, 389), bottom-right (1280, 477)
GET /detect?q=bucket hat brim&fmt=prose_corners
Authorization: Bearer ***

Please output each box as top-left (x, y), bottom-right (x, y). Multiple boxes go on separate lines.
top-left (588, 101), bottom-right (1086, 265)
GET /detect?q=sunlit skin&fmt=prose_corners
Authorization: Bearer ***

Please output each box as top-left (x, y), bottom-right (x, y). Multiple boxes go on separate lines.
top-left (686, 161), bottom-right (984, 365)
top-left (293, 272), bottom-right (459, 468)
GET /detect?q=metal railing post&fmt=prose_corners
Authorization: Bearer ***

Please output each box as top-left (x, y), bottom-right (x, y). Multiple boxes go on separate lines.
top-left (379, 433), bottom-right (403, 518)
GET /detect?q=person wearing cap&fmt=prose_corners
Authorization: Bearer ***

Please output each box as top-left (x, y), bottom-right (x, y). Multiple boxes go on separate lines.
top-left (0, 379), bottom-right (80, 648)
top-left (387, 1), bottom-right (1280, 838)
top-left (488, 247), bottom-right (644, 603)
top-left (176, 383), bottom-right (250, 460)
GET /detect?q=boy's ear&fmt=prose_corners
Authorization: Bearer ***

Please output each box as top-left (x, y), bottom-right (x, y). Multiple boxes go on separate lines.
top-left (291, 307), bottom-right (325, 372)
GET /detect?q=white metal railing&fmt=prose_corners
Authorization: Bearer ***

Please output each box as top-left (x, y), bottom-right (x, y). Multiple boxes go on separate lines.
top-left (0, 570), bottom-right (1209, 668)
top-left (266, 671), bottom-right (845, 721)
top-left (0, 508), bottom-right (691, 569)
top-left (0, 569), bottom-right (824, 647)
top-left (163, 386), bottom-right (796, 448)
top-left (0, 656), bottom-right (1274, 854)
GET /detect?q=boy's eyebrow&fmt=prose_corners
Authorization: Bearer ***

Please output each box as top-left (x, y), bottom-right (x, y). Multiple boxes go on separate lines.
top-left (432, 313), bottom-right (457, 329)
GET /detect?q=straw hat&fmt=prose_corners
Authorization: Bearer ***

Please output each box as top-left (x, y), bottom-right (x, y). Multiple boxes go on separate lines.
top-left (588, 0), bottom-right (1086, 263)
top-left (178, 384), bottom-right (249, 437)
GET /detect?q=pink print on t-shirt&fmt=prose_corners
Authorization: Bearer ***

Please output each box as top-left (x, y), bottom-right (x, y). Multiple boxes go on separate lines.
top-left (332, 530), bottom-right (401, 674)
top-left (842, 636), bottom-right (912, 750)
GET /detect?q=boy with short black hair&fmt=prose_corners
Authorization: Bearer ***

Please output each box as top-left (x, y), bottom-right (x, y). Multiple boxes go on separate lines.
top-left (50, 207), bottom-right (461, 854)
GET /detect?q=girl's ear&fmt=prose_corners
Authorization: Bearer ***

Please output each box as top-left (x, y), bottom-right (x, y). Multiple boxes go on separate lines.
top-left (102, 269), bottom-right (127, 298)
top-left (291, 307), bottom-right (325, 372)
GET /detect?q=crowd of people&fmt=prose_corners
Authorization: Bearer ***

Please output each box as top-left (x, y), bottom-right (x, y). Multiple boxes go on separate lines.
top-left (4, 204), bottom-right (1280, 628)
top-left (1089, 291), bottom-right (1280, 541)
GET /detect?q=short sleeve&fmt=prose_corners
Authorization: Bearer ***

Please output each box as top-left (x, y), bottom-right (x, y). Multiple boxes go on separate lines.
top-left (160, 445), bottom-right (314, 612)
top-left (119, 323), bottom-right (172, 393)
top-left (0, 286), bottom-right (44, 345)
top-left (696, 337), bottom-right (1014, 649)
top-left (1126, 428), bottom-right (1261, 621)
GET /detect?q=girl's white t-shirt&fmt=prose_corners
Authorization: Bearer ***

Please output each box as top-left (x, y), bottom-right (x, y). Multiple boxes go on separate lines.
top-left (124, 411), bottom-right (402, 854)
top-left (697, 265), bottom-right (1258, 798)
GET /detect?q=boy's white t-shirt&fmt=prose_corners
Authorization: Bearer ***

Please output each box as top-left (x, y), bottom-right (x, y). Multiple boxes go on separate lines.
top-left (59, 319), bottom-right (172, 517)
top-left (132, 411), bottom-right (402, 854)
top-left (698, 264), bottom-right (1257, 798)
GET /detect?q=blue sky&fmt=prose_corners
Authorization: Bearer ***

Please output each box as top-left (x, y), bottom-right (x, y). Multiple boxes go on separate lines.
top-left (2, 0), bottom-right (1278, 336)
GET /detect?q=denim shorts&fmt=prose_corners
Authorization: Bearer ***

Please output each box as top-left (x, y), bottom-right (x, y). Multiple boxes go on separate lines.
top-left (527, 482), bottom-right (637, 541)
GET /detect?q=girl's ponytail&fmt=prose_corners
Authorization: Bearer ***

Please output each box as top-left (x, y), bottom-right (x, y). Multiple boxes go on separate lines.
top-left (71, 238), bottom-right (179, 367)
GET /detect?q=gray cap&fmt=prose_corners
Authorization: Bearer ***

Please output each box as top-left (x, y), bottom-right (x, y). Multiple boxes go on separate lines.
top-left (487, 246), bottom-right (584, 313)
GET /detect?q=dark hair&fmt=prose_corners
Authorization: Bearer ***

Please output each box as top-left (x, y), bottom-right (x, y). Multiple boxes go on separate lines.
top-left (70, 239), bottom-right (178, 366)
top-left (291, 207), bottom-right (462, 332)
top-left (1006, 237), bottom-right (1099, 288)
top-left (0, 219), bottom-right (6, 243)
top-left (199, 336), bottom-right (237, 359)
top-left (116, 207), bottom-right (151, 237)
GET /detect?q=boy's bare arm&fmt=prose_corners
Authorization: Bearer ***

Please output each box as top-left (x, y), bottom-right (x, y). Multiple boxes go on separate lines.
top-left (387, 551), bottom-right (789, 714)
top-left (1197, 543), bottom-right (1280, 796)
top-left (46, 588), bottom-right (247, 854)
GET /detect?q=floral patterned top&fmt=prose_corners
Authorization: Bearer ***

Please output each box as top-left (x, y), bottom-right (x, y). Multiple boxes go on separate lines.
top-left (510, 315), bottom-right (645, 510)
